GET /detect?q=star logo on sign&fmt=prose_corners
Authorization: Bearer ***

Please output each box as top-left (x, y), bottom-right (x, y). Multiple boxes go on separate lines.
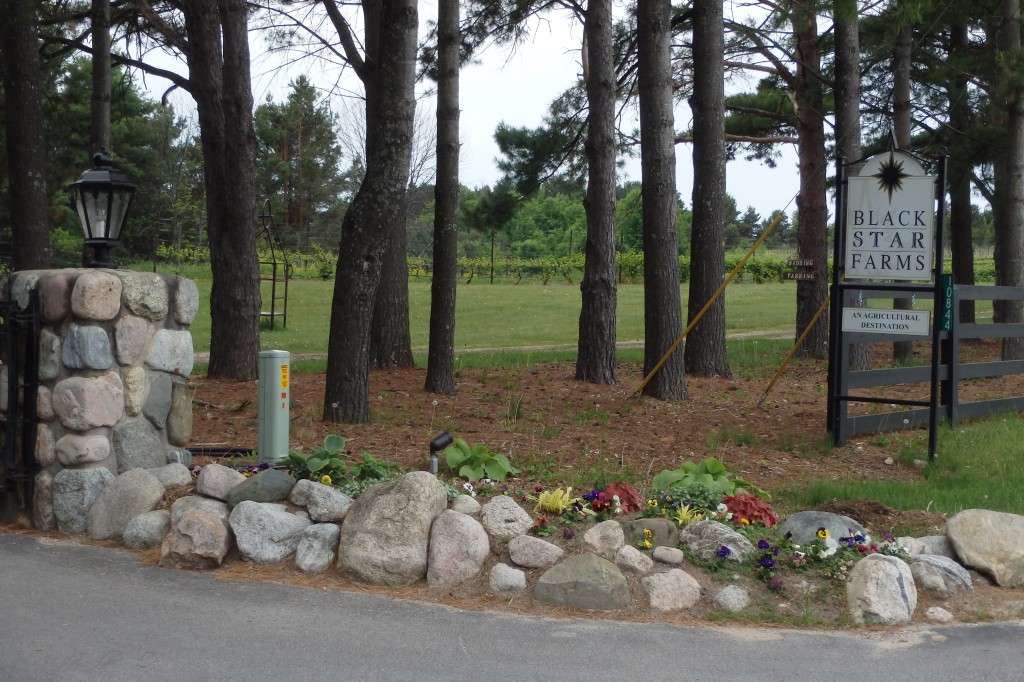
top-left (873, 151), bottom-right (911, 203)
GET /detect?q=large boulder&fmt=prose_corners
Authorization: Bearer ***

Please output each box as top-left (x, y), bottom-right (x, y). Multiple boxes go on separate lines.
top-left (623, 518), bottom-right (679, 549)
top-left (479, 495), bottom-right (534, 540)
top-left (508, 535), bottom-right (564, 569)
top-left (534, 554), bottom-right (631, 611)
top-left (195, 463), bottom-right (246, 501)
top-left (87, 468), bottom-right (165, 540)
top-left (846, 554), bottom-right (918, 625)
top-left (911, 554), bottom-right (972, 597)
top-left (304, 482), bottom-right (355, 523)
top-left (678, 520), bottom-right (754, 563)
top-left (583, 520), bottom-right (626, 559)
top-left (336, 472), bottom-right (447, 585)
top-left (490, 563), bottom-right (527, 594)
top-left (159, 508), bottom-right (232, 569)
top-left (53, 468), bottom-right (115, 533)
top-left (779, 510), bottom-right (866, 544)
top-left (946, 509), bottom-right (1024, 587)
top-left (171, 495), bottom-right (229, 524)
top-left (427, 510), bottom-right (490, 588)
top-left (229, 501), bottom-right (312, 564)
top-left (123, 510), bottom-right (172, 549)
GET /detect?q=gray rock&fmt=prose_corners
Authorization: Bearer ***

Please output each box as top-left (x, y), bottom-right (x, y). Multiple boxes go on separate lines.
top-left (112, 418), bottom-right (164, 473)
top-left (159, 508), bottom-right (231, 569)
top-left (115, 316), bottom-right (152, 366)
top-left (913, 554), bottom-right (972, 594)
top-left (173, 278), bottom-right (200, 325)
top-left (652, 546), bottom-right (685, 565)
top-left (534, 554), bottom-right (631, 611)
top-left (170, 495), bottom-right (228, 524)
top-left (167, 380), bottom-right (193, 446)
top-left (295, 523), bottom-right (341, 573)
top-left (779, 511), bottom-right (866, 544)
top-left (897, 536), bottom-right (927, 556)
top-left (583, 519), bottom-right (625, 559)
top-left (490, 563), bottom-right (527, 594)
top-left (642, 569), bottom-right (702, 612)
top-left (143, 372), bottom-right (173, 429)
top-left (55, 433), bottom-right (111, 467)
top-left (226, 469), bottom-right (297, 509)
top-left (918, 535), bottom-right (957, 560)
top-left (479, 495), bottom-right (534, 540)
top-left (947, 509), bottom-right (1024, 587)
top-left (847, 554), bottom-right (918, 625)
top-left (122, 365), bottom-right (147, 417)
top-left (53, 467), bottom-right (115, 533)
top-left (229, 500), bottom-right (312, 564)
top-left (52, 372), bottom-right (124, 432)
top-left (451, 494), bottom-right (482, 515)
top-left (679, 520), bottom-right (754, 563)
top-left (122, 272), bottom-right (169, 321)
top-left (714, 585), bottom-right (751, 613)
top-left (10, 271), bottom-right (43, 309)
top-left (911, 561), bottom-right (949, 597)
top-left (305, 482), bottom-right (354, 522)
top-left (508, 534), bottom-right (564, 569)
top-left (337, 472), bottom-right (447, 585)
top-left (165, 448), bottom-right (193, 468)
top-left (288, 479), bottom-right (314, 506)
top-left (38, 329), bottom-right (61, 381)
top-left (36, 386), bottom-right (55, 421)
top-left (123, 510), bottom-right (172, 549)
top-left (195, 463), bottom-right (247, 501)
top-left (87, 468), bottom-right (165, 540)
top-left (145, 329), bottom-right (194, 376)
top-left (33, 470), bottom-right (56, 531)
top-left (427, 510), bottom-right (491, 588)
top-left (148, 463), bottom-right (193, 488)
top-left (615, 545), bottom-right (654, 575)
top-left (624, 518), bottom-right (679, 549)
top-left (70, 270), bottom-right (122, 321)
top-left (62, 323), bottom-right (113, 370)
top-left (925, 606), bottom-right (955, 624)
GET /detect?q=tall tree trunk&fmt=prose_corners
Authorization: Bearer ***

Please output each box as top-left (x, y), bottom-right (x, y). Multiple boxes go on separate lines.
top-left (1, 0), bottom-right (50, 271)
top-left (996, 0), bottom-right (1024, 359)
top-left (425, 0), bottom-right (460, 395)
top-left (685, 0), bottom-right (729, 377)
top-left (892, 4), bottom-right (914, 363)
top-left (324, 0), bottom-right (418, 422)
top-left (90, 0), bottom-right (111, 152)
top-left (792, 0), bottom-right (828, 359)
top-left (576, 0), bottom-right (617, 385)
top-left (948, 16), bottom-right (976, 325)
top-left (183, 0), bottom-right (260, 380)
top-left (834, 0), bottom-right (868, 370)
top-left (638, 0), bottom-right (686, 400)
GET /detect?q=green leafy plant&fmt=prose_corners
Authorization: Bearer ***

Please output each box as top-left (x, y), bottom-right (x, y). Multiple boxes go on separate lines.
top-left (346, 452), bottom-right (401, 481)
top-left (442, 437), bottom-right (519, 482)
top-left (651, 456), bottom-right (767, 498)
top-left (282, 434), bottom-right (347, 482)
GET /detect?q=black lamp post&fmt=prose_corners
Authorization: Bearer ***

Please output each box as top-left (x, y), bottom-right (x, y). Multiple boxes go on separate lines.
top-left (72, 148), bottom-right (135, 268)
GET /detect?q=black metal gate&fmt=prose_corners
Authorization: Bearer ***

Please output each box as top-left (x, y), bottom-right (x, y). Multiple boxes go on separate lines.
top-left (1, 289), bottom-right (40, 521)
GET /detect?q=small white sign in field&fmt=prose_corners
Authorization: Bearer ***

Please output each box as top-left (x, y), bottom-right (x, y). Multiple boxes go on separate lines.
top-left (841, 308), bottom-right (931, 336)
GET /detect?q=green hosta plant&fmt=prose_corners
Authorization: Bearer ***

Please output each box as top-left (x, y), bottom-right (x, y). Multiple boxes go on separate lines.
top-left (283, 434), bottom-right (347, 483)
top-left (346, 452), bottom-right (402, 481)
top-left (651, 456), bottom-right (768, 498)
top-left (443, 437), bottom-right (519, 482)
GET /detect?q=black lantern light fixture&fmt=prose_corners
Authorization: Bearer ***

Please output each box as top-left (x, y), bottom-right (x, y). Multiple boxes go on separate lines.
top-left (72, 149), bottom-right (135, 268)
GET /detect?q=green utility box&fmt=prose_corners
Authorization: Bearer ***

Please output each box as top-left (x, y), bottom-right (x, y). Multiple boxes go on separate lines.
top-left (258, 350), bottom-right (290, 462)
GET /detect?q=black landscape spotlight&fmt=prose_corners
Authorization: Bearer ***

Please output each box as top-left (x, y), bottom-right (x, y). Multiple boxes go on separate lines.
top-left (72, 149), bottom-right (135, 268)
top-left (429, 432), bottom-right (453, 476)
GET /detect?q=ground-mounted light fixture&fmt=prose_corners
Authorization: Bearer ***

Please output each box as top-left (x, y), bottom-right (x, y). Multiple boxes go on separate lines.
top-left (72, 149), bottom-right (135, 268)
top-left (429, 432), bottom-right (453, 475)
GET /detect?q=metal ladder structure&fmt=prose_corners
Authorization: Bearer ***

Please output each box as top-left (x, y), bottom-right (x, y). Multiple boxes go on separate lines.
top-left (0, 289), bottom-right (40, 522)
top-left (257, 201), bottom-right (290, 331)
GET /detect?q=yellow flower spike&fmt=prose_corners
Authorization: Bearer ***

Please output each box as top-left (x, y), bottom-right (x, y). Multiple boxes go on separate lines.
top-left (321, 474), bottom-right (332, 486)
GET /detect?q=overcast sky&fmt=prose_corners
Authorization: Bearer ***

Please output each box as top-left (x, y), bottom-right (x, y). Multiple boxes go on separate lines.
top-left (154, 2), bottom-right (802, 220)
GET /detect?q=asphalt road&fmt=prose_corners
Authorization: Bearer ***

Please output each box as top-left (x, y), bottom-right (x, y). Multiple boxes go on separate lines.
top-left (2, 532), bottom-right (1022, 682)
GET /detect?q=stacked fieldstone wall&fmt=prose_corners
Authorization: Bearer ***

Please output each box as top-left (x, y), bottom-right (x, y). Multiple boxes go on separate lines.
top-left (1, 269), bottom-right (197, 531)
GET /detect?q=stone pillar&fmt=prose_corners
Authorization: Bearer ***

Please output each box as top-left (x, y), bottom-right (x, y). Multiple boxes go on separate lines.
top-left (1, 269), bottom-right (198, 531)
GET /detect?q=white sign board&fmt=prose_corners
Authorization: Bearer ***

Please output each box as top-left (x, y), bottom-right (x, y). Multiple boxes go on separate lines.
top-left (841, 308), bottom-right (931, 336)
top-left (844, 151), bottom-right (935, 281)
